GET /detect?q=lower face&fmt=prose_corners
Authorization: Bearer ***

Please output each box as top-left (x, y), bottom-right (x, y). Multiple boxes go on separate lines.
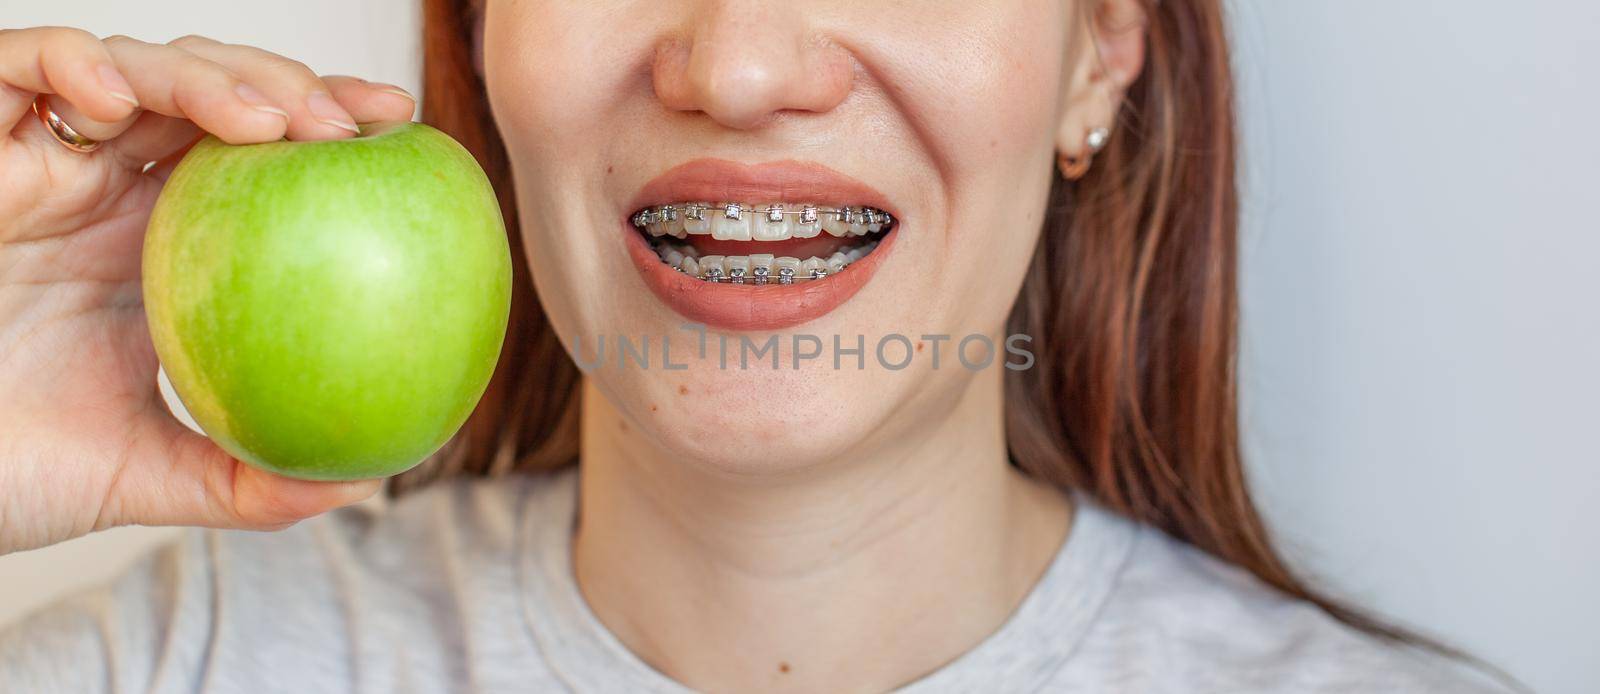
top-left (482, 0), bottom-right (1076, 471)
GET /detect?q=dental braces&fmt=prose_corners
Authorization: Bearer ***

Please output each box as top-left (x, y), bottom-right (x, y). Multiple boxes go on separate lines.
top-left (685, 264), bottom-right (837, 285)
top-left (632, 203), bottom-right (894, 229)
top-left (650, 238), bottom-right (878, 285)
top-left (655, 252), bottom-right (854, 284)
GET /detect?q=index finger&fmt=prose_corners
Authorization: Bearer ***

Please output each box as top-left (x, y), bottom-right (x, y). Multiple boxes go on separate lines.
top-left (0, 27), bottom-right (139, 132)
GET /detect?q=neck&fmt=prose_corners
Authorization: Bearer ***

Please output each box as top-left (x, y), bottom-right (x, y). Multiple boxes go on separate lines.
top-left (573, 367), bottom-right (1072, 693)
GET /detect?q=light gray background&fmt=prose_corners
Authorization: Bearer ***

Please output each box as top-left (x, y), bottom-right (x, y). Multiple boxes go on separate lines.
top-left (2, 2), bottom-right (1595, 692)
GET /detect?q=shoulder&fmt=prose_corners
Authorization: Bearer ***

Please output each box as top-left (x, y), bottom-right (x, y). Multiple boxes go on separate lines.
top-left (1058, 504), bottom-right (1513, 693)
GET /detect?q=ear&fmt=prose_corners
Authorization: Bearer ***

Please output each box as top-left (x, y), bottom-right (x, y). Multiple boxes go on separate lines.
top-left (1056, 0), bottom-right (1149, 167)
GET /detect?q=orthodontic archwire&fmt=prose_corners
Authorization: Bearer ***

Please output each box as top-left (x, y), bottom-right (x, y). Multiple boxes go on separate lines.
top-left (649, 241), bottom-right (879, 285)
top-left (632, 203), bottom-right (894, 228)
top-left (664, 262), bottom-right (854, 286)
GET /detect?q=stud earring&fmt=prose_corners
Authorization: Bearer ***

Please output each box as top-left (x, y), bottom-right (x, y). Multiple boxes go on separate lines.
top-left (1058, 126), bottom-right (1112, 181)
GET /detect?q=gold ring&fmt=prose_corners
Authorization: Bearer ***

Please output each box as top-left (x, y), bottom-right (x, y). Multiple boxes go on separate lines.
top-left (31, 95), bottom-right (102, 153)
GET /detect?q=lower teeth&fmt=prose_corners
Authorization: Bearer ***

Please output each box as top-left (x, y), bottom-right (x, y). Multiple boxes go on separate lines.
top-left (651, 240), bottom-right (880, 283)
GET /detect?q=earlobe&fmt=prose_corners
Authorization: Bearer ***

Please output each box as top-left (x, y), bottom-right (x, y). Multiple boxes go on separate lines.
top-left (1057, 126), bottom-right (1111, 180)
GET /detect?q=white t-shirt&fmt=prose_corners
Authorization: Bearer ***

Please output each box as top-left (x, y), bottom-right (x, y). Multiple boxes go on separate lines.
top-left (0, 467), bottom-right (1509, 692)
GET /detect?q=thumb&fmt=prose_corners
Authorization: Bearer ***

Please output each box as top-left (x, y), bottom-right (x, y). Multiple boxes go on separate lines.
top-left (100, 411), bottom-right (383, 532)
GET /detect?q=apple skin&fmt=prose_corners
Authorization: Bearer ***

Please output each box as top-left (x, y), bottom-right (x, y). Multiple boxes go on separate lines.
top-left (143, 122), bottom-right (511, 481)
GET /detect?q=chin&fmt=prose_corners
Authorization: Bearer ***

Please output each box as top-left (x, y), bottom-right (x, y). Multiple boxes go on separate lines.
top-left (604, 345), bottom-right (906, 476)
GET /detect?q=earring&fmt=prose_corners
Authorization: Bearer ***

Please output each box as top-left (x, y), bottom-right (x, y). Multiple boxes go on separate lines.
top-left (1058, 127), bottom-right (1111, 181)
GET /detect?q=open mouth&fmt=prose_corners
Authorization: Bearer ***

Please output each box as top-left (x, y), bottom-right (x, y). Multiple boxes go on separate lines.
top-left (623, 159), bottom-right (898, 330)
top-left (630, 202), bottom-right (893, 284)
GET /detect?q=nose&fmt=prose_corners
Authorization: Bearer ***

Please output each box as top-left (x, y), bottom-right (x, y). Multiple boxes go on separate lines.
top-left (653, 1), bottom-right (853, 130)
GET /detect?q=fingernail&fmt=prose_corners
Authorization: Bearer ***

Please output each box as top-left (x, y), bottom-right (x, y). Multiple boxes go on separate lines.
top-left (369, 83), bottom-right (414, 101)
top-left (307, 91), bottom-right (360, 134)
top-left (96, 64), bottom-right (139, 108)
top-left (234, 83), bottom-right (289, 120)
top-left (342, 479), bottom-right (384, 502)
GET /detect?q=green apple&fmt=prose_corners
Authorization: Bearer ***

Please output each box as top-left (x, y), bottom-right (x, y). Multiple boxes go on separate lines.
top-left (143, 122), bottom-right (512, 481)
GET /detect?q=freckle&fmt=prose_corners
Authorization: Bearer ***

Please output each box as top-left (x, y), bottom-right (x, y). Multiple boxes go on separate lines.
top-left (606, 165), bottom-right (614, 174)
top-left (778, 662), bottom-right (790, 674)
top-left (678, 385), bottom-right (689, 396)
top-left (917, 342), bottom-right (925, 352)
top-left (618, 419), bottom-right (628, 432)
top-left (650, 404), bottom-right (658, 412)
top-left (989, 139), bottom-right (997, 149)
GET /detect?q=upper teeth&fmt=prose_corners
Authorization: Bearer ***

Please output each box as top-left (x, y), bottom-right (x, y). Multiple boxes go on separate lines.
top-left (633, 203), bottom-right (892, 240)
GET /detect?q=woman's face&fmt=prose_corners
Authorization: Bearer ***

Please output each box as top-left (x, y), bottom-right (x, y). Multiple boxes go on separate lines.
top-left (482, 1), bottom-right (1090, 471)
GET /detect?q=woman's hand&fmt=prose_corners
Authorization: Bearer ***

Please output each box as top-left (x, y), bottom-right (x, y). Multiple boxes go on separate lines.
top-left (0, 28), bottom-right (418, 555)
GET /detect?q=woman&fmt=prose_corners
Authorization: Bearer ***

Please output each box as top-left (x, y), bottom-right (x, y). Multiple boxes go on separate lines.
top-left (0, 0), bottom-right (1511, 691)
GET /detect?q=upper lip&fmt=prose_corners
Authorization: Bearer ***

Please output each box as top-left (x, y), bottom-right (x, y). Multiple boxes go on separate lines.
top-left (628, 158), bottom-right (898, 218)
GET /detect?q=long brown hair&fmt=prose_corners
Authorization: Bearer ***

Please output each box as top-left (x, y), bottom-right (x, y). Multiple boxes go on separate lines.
top-left (403, 0), bottom-right (1473, 663)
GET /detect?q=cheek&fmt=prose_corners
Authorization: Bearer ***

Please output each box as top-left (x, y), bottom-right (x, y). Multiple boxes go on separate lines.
top-left (481, 2), bottom-right (646, 174)
top-left (894, 2), bottom-right (1068, 179)
top-left (480, 3), bottom-right (658, 338)
top-left (883, 2), bottom-right (1068, 321)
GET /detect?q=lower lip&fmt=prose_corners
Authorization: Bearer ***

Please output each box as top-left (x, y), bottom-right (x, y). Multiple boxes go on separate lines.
top-left (623, 223), bottom-right (896, 331)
